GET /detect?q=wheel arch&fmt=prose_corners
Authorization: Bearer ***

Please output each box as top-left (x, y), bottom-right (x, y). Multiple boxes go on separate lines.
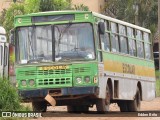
top-left (107, 78), bottom-right (113, 99)
top-left (137, 81), bottom-right (142, 100)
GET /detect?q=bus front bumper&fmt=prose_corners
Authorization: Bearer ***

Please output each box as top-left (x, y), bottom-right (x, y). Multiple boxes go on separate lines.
top-left (18, 86), bottom-right (99, 101)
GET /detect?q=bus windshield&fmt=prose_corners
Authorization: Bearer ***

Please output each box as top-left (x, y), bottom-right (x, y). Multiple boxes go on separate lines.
top-left (17, 23), bottom-right (95, 64)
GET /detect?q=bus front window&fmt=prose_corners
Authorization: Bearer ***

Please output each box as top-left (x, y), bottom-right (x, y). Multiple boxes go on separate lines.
top-left (17, 26), bottom-right (52, 63)
top-left (54, 23), bottom-right (95, 61)
top-left (17, 23), bottom-right (95, 64)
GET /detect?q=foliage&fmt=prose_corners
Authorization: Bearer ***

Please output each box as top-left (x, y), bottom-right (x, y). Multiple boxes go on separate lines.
top-left (24, 0), bottom-right (71, 13)
top-left (0, 0), bottom-right (72, 39)
top-left (2, 3), bottom-right (24, 38)
top-left (0, 78), bottom-right (29, 111)
top-left (52, 0), bottom-right (71, 11)
top-left (104, 0), bottom-right (157, 35)
top-left (39, 0), bottom-right (54, 11)
top-left (74, 4), bottom-right (89, 11)
top-left (0, 9), bottom-right (7, 26)
top-left (24, 0), bottom-right (40, 13)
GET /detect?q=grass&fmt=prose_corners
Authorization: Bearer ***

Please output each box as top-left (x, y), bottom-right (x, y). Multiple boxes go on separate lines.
top-left (0, 78), bottom-right (30, 120)
top-left (156, 80), bottom-right (160, 97)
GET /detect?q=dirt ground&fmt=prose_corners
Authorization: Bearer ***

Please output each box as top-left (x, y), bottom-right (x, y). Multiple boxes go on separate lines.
top-left (29, 97), bottom-right (160, 120)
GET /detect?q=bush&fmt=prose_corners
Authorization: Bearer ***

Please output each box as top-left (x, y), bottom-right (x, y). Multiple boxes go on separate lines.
top-left (0, 78), bottom-right (30, 111)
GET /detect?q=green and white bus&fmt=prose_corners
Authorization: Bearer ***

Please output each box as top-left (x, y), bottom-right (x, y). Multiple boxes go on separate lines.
top-left (10, 11), bottom-right (156, 113)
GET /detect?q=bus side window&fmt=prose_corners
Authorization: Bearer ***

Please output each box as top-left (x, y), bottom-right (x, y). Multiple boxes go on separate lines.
top-left (111, 22), bottom-right (119, 52)
top-left (119, 24), bottom-right (128, 54)
top-left (106, 20), bottom-right (110, 31)
top-left (136, 30), bottom-right (144, 58)
top-left (100, 20), bottom-right (111, 52)
top-left (127, 27), bottom-right (136, 56)
top-left (144, 32), bottom-right (151, 60)
top-left (100, 33), bottom-right (110, 52)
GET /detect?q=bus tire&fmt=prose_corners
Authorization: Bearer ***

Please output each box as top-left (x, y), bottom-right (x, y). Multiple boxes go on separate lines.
top-left (128, 87), bottom-right (141, 111)
top-left (118, 101), bottom-right (128, 112)
top-left (32, 101), bottom-right (47, 112)
top-left (96, 85), bottom-right (110, 113)
top-left (67, 105), bottom-right (89, 113)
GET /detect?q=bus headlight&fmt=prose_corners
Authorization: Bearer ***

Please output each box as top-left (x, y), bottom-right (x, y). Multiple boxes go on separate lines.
top-left (21, 80), bottom-right (27, 86)
top-left (29, 79), bottom-right (35, 86)
top-left (76, 77), bottom-right (82, 84)
top-left (84, 76), bottom-right (90, 83)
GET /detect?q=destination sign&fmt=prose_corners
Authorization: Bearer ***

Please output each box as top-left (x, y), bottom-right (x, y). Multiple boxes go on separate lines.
top-left (39, 65), bottom-right (69, 70)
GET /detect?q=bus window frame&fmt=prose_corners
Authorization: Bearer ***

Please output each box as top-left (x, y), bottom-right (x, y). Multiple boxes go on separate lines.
top-left (15, 22), bottom-right (96, 64)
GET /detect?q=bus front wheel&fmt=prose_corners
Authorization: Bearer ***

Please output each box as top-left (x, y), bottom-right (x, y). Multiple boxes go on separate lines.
top-left (32, 101), bottom-right (47, 112)
top-left (96, 85), bottom-right (110, 113)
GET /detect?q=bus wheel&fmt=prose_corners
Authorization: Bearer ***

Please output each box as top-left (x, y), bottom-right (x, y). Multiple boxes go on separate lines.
top-left (118, 101), bottom-right (128, 112)
top-left (67, 105), bottom-right (89, 113)
top-left (128, 87), bottom-right (141, 111)
top-left (32, 101), bottom-right (47, 112)
top-left (96, 85), bottom-right (110, 113)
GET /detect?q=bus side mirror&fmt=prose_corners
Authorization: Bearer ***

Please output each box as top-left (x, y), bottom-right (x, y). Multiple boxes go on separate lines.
top-left (9, 29), bottom-right (15, 45)
top-left (98, 22), bottom-right (105, 34)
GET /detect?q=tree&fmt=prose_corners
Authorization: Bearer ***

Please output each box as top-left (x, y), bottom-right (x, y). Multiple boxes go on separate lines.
top-left (51, 0), bottom-right (71, 11)
top-left (74, 4), bottom-right (89, 11)
top-left (0, 9), bottom-right (7, 26)
top-left (24, 0), bottom-right (71, 13)
top-left (0, 0), bottom-right (72, 39)
top-left (24, 0), bottom-right (40, 13)
top-left (2, 3), bottom-right (24, 38)
top-left (104, 0), bottom-right (157, 38)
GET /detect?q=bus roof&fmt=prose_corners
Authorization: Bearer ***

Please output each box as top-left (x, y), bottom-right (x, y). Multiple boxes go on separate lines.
top-left (15, 11), bottom-right (92, 18)
top-left (14, 11), bottom-right (151, 33)
top-left (93, 12), bottom-right (151, 33)
top-left (0, 26), bottom-right (6, 35)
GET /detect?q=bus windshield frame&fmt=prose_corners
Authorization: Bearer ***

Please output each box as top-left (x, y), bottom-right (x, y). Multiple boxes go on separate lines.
top-left (16, 23), bottom-right (95, 64)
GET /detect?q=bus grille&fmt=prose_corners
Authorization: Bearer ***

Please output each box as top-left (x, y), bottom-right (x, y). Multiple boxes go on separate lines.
top-left (37, 78), bottom-right (71, 86)
top-left (37, 69), bottom-right (72, 75)
top-left (17, 69), bottom-right (72, 87)
top-left (18, 69), bottom-right (72, 76)
top-left (73, 67), bottom-right (90, 73)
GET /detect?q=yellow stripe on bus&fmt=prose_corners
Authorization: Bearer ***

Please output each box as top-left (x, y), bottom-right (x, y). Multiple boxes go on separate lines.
top-left (104, 60), bottom-right (155, 77)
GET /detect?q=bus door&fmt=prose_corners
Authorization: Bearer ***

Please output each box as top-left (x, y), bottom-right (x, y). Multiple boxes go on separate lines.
top-left (0, 42), bottom-right (9, 78)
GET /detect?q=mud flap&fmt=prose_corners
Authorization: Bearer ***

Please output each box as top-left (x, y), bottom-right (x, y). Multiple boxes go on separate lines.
top-left (45, 94), bottom-right (56, 107)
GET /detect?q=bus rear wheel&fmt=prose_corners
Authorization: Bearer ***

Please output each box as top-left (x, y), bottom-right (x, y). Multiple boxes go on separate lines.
top-left (32, 101), bottom-right (47, 112)
top-left (128, 87), bottom-right (141, 111)
top-left (118, 100), bottom-right (129, 112)
top-left (96, 85), bottom-right (110, 113)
